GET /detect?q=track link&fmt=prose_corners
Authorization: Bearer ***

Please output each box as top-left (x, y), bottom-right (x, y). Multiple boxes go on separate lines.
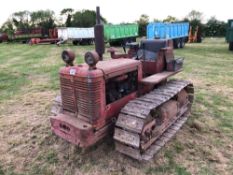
top-left (114, 79), bottom-right (194, 160)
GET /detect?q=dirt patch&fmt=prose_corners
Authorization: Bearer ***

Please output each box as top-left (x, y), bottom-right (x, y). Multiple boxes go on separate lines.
top-left (0, 89), bottom-right (56, 172)
top-left (167, 114), bottom-right (233, 175)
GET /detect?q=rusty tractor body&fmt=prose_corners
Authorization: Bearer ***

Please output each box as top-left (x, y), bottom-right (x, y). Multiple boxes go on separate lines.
top-left (50, 7), bottom-right (194, 161)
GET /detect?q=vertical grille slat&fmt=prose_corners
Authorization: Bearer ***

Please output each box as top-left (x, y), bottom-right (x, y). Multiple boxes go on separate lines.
top-left (60, 75), bottom-right (102, 122)
top-left (75, 78), bottom-right (102, 121)
top-left (60, 77), bottom-right (77, 113)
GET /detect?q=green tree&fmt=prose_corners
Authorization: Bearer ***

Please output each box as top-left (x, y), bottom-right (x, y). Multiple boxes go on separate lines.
top-left (137, 14), bottom-right (149, 37)
top-left (71, 10), bottom-right (107, 27)
top-left (185, 10), bottom-right (204, 37)
top-left (12, 11), bottom-right (30, 30)
top-left (205, 17), bottom-right (226, 37)
top-left (180, 17), bottom-right (189, 22)
top-left (153, 18), bottom-right (161, 22)
top-left (186, 10), bottom-right (203, 21)
top-left (30, 10), bottom-right (56, 29)
top-left (163, 16), bottom-right (177, 22)
top-left (60, 8), bottom-right (74, 27)
top-left (1, 19), bottom-right (15, 36)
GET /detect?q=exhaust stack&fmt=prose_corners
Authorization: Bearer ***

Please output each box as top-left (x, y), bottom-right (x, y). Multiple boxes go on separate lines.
top-left (94, 6), bottom-right (105, 60)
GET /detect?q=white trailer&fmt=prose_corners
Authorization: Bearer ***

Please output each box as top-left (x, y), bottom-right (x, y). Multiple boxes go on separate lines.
top-left (57, 27), bottom-right (94, 45)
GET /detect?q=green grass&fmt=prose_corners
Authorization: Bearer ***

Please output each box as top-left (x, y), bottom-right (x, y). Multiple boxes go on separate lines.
top-left (0, 44), bottom-right (93, 103)
top-left (0, 164), bottom-right (4, 175)
top-left (145, 150), bottom-right (192, 175)
top-left (0, 39), bottom-right (233, 175)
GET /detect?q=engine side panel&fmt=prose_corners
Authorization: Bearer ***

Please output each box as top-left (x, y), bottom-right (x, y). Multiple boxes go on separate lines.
top-left (59, 59), bottom-right (142, 129)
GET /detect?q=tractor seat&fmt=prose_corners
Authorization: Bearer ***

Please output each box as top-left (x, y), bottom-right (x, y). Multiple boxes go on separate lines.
top-left (126, 42), bottom-right (140, 49)
top-left (139, 39), bottom-right (167, 60)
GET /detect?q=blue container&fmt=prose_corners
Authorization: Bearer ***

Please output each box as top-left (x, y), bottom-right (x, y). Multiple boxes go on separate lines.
top-left (147, 22), bottom-right (189, 40)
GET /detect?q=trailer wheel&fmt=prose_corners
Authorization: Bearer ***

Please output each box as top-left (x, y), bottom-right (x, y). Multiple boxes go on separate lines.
top-left (173, 39), bottom-right (179, 49)
top-left (109, 41), bottom-right (119, 47)
top-left (197, 37), bottom-right (202, 43)
top-left (88, 39), bottom-right (93, 45)
top-left (109, 41), bottom-right (113, 47)
top-left (229, 42), bottom-right (233, 51)
top-left (89, 39), bottom-right (93, 45)
top-left (132, 37), bottom-right (136, 42)
top-left (73, 40), bottom-right (78, 46)
top-left (180, 38), bottom-right (185, 48)
top-left (177, 38), bottom-right (182, 48)
top-left (79, 40), bottom-right (84, 45)
top-left (87, 39), bottom-right (91, 45)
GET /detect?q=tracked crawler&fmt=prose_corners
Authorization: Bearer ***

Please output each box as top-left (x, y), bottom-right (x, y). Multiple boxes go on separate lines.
top-left (50, 7), bottom-right (194, 161)
top-left (114, 80), bottom-right (194, 160)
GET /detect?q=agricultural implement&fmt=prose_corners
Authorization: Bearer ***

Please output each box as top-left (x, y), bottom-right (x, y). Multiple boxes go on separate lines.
top-left (30, 29), bottom-right (59, 45)
top-left (104, 24), bottom-right (138, 46)
top-left (56, 24), bottom-right (138, 46)
top-left (0, 33), bottom-right (8, 43)
top-left (57, 27), bottom-right (95, 46)
top-left (50, 7), bottom-right (194, 161)
top-left (188, 26), bottom-right (202, 43)
top-left (147, 22), bottom-right (189, 49)
top-left (226, 19), bottom-right (233, 51)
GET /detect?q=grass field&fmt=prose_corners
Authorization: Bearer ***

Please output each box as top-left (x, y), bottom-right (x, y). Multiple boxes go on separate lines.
top-left (0, 38), bottom-right (233, 175)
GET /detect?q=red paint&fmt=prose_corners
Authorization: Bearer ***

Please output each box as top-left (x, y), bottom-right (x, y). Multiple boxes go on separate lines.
top-left (141, 55), bottom-right (165, 76)
top-left (50, 40), bottom-right (181, 148)
top-left (0, 33), bottom-right (8, 42)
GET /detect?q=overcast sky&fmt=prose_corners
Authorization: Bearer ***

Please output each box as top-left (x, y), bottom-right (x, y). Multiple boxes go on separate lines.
top-left (0, 0), bottom-right (231, 26)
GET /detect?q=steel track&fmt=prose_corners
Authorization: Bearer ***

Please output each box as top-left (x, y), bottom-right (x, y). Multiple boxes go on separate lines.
top-left (114, 79), bottom-right (194, 160)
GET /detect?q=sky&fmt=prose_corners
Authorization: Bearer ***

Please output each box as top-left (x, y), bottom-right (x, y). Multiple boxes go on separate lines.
top-left (0, 0), bottom-right (232, 26)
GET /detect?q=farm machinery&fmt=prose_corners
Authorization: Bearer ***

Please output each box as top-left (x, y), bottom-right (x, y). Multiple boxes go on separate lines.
top-left (226, 19), bottom-right (233, 51)
top-left (0, 33), bottom-right (8, 43)
top-left (188, 26), bottom-right (202, 43)
top-left (50, 7), bottom-right (194, 160)
top-left (147, 22), bottom-right (189, 49)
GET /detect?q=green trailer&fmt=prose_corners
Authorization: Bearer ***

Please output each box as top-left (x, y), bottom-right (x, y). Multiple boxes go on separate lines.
top-left (226, 19), bottom-right (233, 51)
top-left (104, 24), bottom-right (138, 46)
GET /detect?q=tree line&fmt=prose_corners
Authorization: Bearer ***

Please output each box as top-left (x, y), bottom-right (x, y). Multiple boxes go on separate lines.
top-left (0, 8), bottom-right (107, 35)
top-left (0, 9), bottom-right (227, 38)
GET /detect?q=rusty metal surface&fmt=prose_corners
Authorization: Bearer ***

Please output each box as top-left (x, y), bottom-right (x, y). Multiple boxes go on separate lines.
top-left (75, 77), bottom-right (102, 122)
top-left (116, 114), bottom-right (145, 133)
top-left (94, 7), bottom-right (105, 60)
top-left (141, 115), bottom-right (189, 161)
top-left (51, 95), bottom-right (62, 115)
top-left (60, 77), bottom-right (77, 113)
top-left (140, 47), bottom-right (166, 75)
top-left (114, 128), bottom-right (140, 148)
top-left (53, 58), bottom-right (143, 146)
top-left (50, 113), bottom-right (113, 147)
top-left (140, 70), bottom-right (182, 85)
top-left (96, 59), bottom-right (140, 77)
top-left (114, 79), bottom-right (194, 160)
top-left (115, 113), bottom-right (189, 161)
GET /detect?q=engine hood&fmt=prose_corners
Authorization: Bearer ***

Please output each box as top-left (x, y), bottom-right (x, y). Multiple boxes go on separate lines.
top-left (60, 58), bottom-right (141, 79)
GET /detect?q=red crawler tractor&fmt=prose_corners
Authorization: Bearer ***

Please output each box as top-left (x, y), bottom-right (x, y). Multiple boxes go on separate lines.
top-left (50, 7), bottom-right (194, 161)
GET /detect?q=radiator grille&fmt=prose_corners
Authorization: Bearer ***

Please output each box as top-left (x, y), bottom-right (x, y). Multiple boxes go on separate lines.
top-left (60, 77), bottom-right (77, 112)
top-left (74, 78), bottom-right (102, 121)
top-left (60, 75), bottom-right (102, 122)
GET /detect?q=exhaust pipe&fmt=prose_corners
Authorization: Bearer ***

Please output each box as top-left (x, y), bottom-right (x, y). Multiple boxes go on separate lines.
top-left (94, 6), bottom-right (105, 61)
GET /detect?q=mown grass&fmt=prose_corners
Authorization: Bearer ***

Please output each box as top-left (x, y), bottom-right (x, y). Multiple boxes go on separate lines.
top-left (0, 44), bottom-right (93, 103)
top-left (0, 39), bottom-right (233, 175)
